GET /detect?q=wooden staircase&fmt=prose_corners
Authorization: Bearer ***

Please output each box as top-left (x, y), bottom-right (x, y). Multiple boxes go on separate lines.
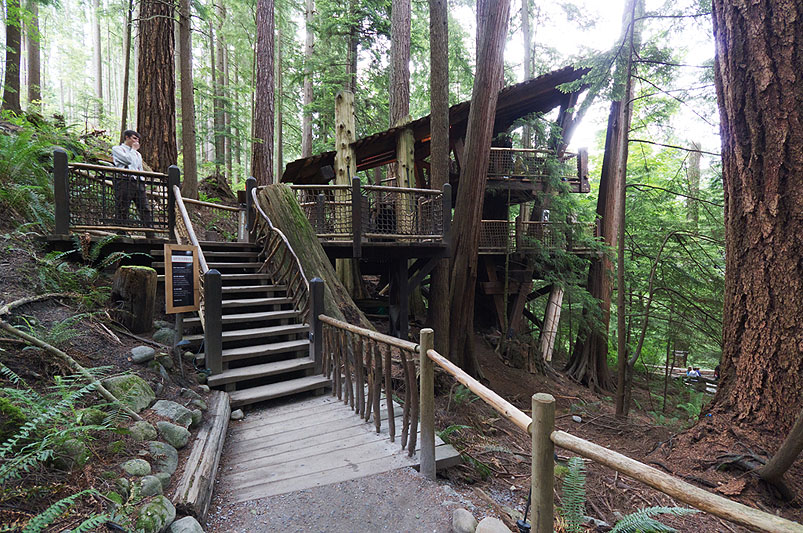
top-left (153, 241), bottom-right (329, 408)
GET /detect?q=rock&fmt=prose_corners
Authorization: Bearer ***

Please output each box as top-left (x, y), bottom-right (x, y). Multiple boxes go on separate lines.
top-left (149, 441), bottom-right (179, 475)
top-left (230, 409), bottom-right (244, 421)
top-left (139, 475), bottom-right (164, 498)
top-left (152, 327), bottom-right (177, 346)
top-left (154, 472), bottom-right (171, 490)
top-left (154, 320), bottom-right (172, 330)
top-left (130, 421), bottom-right (158, 442)
top-left (198, 385), bottom-right (210, 393)
top-left (77, 407), bottom-right (106, 426)
top-left (116, 478), bottom-right (131, 500)
top-left (151, 400), bottom-right (193, 427)
top-left (168, 516), bottom-right (204, 533)
top-left (148, 362), bottom-right (171, 382)
top-left (180, 388), bottom-right (202, 401)
top-left (190, 409), bottom-right (203, 428)
top-left (194, 372), bottom-right (207, 385)
top-left (183, 351), bottom-right (196, 362)
top-left (131, 346), bottom-right (156, 363)
top-left (121, 458), bottom-right (151, 476)
top-left (572, 415), bottom-right (582, 423)
top-left (53, 439), bottom-right (89, 471)
top-left (452, 508), bottom-right (478, 533)
top-left (155, 353), bottom-right (174, 370)
top-left (190, 398), bottom-right (207, 411)
top-left (156, 421), bottom-right (190, 449)
top-left (102, 375), bottom-right (156, 413)
top-left (475, 517), bottom-right (512, 533)
top-left (154, 382), bottom-right (164, 396)
top-left (135, 495), bottom-right (176, 533)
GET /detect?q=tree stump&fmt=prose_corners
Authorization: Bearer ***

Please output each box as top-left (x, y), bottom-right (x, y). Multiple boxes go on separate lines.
top-left (111, 266), bottom-right (157, 334)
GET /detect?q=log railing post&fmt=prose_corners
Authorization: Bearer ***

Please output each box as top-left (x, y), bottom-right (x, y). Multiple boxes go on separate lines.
top-left (441, 183), bottom-right (452, 253)
top-left (167, 166), bottom-right (180, 236)
top-left (310, 277), bottom-right (324, 374)
top-left (53, 149), bottom-right (70, 235)
top-left (531, 393), bottom-right (555, 533)
top-left (316, 193), bottom-right (325, 234)
top-left (204, 269), bottom-right (223, 375)
top-left (351, 177), bottom-right (362, 258)
top-left (419, 328), bottom-right (436, 480)
top-left (246, 177), bottom-right (256, 242)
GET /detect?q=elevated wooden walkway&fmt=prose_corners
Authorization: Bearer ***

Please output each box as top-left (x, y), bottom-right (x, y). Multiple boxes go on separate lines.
top-left (217, 394), bottom-right (460, 503)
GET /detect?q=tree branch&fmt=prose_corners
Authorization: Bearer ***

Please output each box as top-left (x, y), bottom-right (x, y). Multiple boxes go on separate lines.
top-left (628, 139), bottom-right (720, 157)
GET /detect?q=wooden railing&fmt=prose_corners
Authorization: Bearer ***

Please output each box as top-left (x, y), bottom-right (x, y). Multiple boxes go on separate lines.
top-left (415, 328), bottom-right (803, 533)
top-left (290, 179), bottom-right (451, 255)
top-left (479, 219), bottom-right (598, 254)
top-left (487, 147), bottom-right (590, 193)
top-left (181, 196), bottom-right (244, 243)
top-left (250, 184), bottom-right (310, 321)
top-left (310, 312), bottom-right (420, 456)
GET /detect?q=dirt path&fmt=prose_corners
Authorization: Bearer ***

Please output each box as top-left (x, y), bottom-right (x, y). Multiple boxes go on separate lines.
top-left (205, 468), bottom-right (474, 533)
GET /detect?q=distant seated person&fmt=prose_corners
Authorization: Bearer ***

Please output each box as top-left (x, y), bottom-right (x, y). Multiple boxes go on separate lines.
top-left (112, 130), bottom-right (152, 228)
top-left (714, 364), bottom-right (720, 380)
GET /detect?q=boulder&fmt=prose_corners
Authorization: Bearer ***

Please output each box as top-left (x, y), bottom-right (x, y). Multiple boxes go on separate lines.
top-left (230, 409), bottom-right (244, 421)
top-left (77, 407), bottom-right (106, 426)
top-left (154, 472), bottom-right (171, 490)
top-left (132, 346), bottom-right (156, 364)
top-left (156, 421), bottom-right (190, 449)
top-left (121, 458), bottom-right (152, 477)
top-left (198, 385), bottom-right (210, 393)
top-left (154, 320), bottom-right (172, 330)
top-left (150, 400), bottom-right (193, 427)
top-left (168, 516), bottom-right (204, 533)
top-left (153, 327), bottom-right (177, 346)
top-left (135, 495), bottom-right (176, 533)
top-left (475, 517), bottom-right (512, 533)
top-left (102, 375), bottom-right (155, 413)
top-left (190, 409), bottom-right (203, 428)
top-left (139, 475), bottom-right (164, 498)
top-left (149, 441), bottom-right (179, 475)
top-left (190, 399), bottom-right (207, 411)
top-left (53, 438), bottom-right (89, 471)
top-left (130, 421), bottom-right (158, 442)
top-left (116, 478), bottom-right (131, 500)
top-left (155, 353), bottom-right (174, 370)
top-left (452, 508), bottom-right (478, 533)
top-left (180, 388), bottom-right (202, 401)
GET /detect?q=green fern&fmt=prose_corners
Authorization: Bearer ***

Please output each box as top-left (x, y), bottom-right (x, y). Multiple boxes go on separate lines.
top-left (71, 512), bottom-right (111, 533)
top-left (610, 506), bottom-right (699, 533)
top-left (21, 489), bottom-right (97, 533)
top-left (561, 457), bottom-right (587, 533)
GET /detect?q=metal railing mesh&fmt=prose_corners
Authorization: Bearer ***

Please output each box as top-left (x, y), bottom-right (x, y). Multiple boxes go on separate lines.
top-left (487, 148), bottom-right (578, 182)
top-left (479, 220), bottom-right (597, 253)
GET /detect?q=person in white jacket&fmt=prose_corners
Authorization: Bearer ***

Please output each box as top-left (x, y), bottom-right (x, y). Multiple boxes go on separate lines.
top-left (111, 130), bottom-right (152, 227)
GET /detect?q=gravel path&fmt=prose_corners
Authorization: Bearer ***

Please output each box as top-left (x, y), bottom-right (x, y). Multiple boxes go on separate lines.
top-left (206, 468), bottom-right (475, 532)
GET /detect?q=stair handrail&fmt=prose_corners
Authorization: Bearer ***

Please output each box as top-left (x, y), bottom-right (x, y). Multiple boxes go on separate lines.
top-left (173, 185), bottom-right (210, 273)
top-left (250, 187), bottom-right (311, 320)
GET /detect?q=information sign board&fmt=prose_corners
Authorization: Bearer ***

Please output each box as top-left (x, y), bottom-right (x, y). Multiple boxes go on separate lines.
top-left (164, 244), bottom-right (200, 313)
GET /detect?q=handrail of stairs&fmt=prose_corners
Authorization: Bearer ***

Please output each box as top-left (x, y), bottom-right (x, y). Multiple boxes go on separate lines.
top-left (250, 187), bottom-right (311, 321)
top-left (173, 185), bottom-right (211, 333)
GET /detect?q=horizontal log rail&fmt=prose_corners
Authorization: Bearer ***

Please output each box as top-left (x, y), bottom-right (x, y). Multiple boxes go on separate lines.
top-left (316, 314), bottom-right (419, 456)
top-left (417, 339), bottom-right (803, 533)
top-left (181, 197), bottom-right (241, 212)
top-left (479, 219), bottom-right (597, 254)
top-left (69, 161), bottom-right (170, 179)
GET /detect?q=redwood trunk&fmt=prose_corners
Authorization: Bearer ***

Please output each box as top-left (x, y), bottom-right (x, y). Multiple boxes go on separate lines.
top-left (178, 0), bottom-right (198, 198)
top-left (119, 0), bottom-right (133, 141)
top-left (301, 0), bottom-right (314, 157)
top-left (93, 0), bottom-right (103, 120)
top-left (26, 0), bottom-right (40, 108)
top-left (214, 7), bottom-right (226, 178)
top-left (709, 0), bottom-right (803, 432)
top-left (136, 0), bottom-right (178, 172)
top-left (389, 0), bottom-right (411, 126)
top-left (447, 0), bottom-right (511, 376)
top-left (2, 0), bottom-right (22, 114)
top-left (251, 0), bottom-right (274, 186)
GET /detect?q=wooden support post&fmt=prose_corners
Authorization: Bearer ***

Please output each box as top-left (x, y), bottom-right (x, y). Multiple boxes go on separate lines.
top-left (351, 177), bottom-right (362, 258)
top-left (334, 91), bottom-right (357, 295)
top-left (531, 393), bottom-right (555, 533)
top-left (419, 328), bottom-right (436, 480)
top-left (310, 277), bottom-right (324, 374)
top-left (168, 166), bottom-right (181, 236)
top-left (246, 176), bottom-right (256, 241)
top-left (577, 148), bottom-right (590, 193)
top-left (515, 214), bottom-right (523, 252)
top-left (442, 183), bottom-right (452, 253)
top-left (539, 286), bottom-right (564, 362)
top-left (389, 259), bottom-right (409, 340)
top-left (316, 193), bottom-right (325, 234)
top-left (204, 269), bottom-right (223, 375)
top-left (53, 149), bottom-right (70, 235)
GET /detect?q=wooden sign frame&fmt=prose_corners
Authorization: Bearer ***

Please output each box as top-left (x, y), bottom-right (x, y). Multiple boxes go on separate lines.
top-left (164, 244), bottom-right (200, 314)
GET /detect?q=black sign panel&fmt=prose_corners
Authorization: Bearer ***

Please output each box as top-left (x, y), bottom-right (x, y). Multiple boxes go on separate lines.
top-left (171, 250), bottom-right (195, 308)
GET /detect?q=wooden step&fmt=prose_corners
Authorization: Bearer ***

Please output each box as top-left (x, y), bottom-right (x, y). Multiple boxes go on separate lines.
top-left (221, 285), bottom-right (286, 294)
top-left (207, 357), bottom-right (315, 387)
top-left (222, 297), bottom-right (293, 309)
top-left (183, 309), bottom-right (299, 327)
top-left (228, 375), bottom-right (330, 408)
top-left (197, 339), bottom-right (309, 365)
top-left (183, 324), bottom-right (309, 344)
top-left (158, 272), bottom-right (273, 283)
top-left (150, 249), bottom-right (260, 259)
top-left (152, 262), bottom-right (262, 270)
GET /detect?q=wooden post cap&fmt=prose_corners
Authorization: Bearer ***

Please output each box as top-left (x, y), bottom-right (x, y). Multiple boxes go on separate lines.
top-left (533, 393), bottom-right (555, 404)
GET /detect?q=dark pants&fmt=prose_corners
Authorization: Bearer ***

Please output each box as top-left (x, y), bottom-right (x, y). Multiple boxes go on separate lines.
top-left (114, 176), bottom-right (152, 227)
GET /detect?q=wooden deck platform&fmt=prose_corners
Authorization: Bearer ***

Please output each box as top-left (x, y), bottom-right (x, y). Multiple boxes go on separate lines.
top-left (216, 393), bottom-right (461, 503)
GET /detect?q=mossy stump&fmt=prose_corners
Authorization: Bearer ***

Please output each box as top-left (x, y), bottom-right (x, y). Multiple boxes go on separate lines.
top-left (111, 266), bottom-right (157, 334)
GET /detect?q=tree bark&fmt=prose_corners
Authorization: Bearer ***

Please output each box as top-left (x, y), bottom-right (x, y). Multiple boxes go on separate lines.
top-left (25, 0), bottom-right (40, 109)
top-left (178, 0), bottom-right (199, 199)
top-left (2, 0), bottom-right (22, 114)
top-left (136, 0), bottom-right (177, 172)
top-left (93, 0), bottom-right (103, 121)
top-left (447, 0), bottom-right (511, 376)
top-left (224, 46), bottom-right (232, 181)
top-left (214, 5), bottom-right (226, 179)
top-left (709, 0), bottom-right (803, 433)
top-left (301, 0), bottom-right (314, 157)
top-left (276, 24), bottom-right (283, 179)
top-left (119, 0), bottom-right (133, 142)
top-left (346, 0), bottom-right (358, 93)
top-left (251, 0), bottom-right (274, 186)
top-left (110, 266), bottom-right (156, 334)
top-left (389, 0), bottom-right (410, 127)
top-left (757, 409), bottom-right (803, 488)
top-left (427, 0), bottom-right (449, 355)
top-left (686, 141), bottom-right (701, 229)
top-left (521, 0), bottom-right (531, 148)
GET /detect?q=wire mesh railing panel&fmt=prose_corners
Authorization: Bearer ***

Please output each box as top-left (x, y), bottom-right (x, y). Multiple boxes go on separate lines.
top-left (487, 148), bottom-right (578, 183)
top-left (479, 220), bottom-right (512, 252)
top-left (363, 186), bottom-right (443, 240)
top-left (68, 163), bottom-right (169, 231)
top-left (185, 202), bottom-right (240, 242)
top-left (291, 185), bottom-right (353, 240)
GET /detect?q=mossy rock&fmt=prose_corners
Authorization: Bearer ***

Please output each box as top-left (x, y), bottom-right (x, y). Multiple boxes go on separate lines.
top-left (135, 495), bottom-right (176, 533)
top-left (102, 374), bottom-right (155, 413)
top-left (156, 421), bottom-right (190, 449)
top-left (122, 458), bottom-right (152, 477)
top-left (0, 396), bottom-right (26, 443)
top-left (77, 407), bottom-right (107, 426)
top-left (152, 328), bottom-right (177, 346)
top-left (53, 438), bottom-right (90, 471)
top-left (148, 441), bottom-right (178, 475)
top-left (130, 421), bottom-right (158, 442)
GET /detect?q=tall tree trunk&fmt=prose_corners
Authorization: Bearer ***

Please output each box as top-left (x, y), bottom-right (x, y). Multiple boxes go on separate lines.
top-left (213, 5), bottom-right (225, 178)
top-left (275, 24), bottom-right (283, 180)
top-left (136, 0), bottom-right (177, 172)
top-left (521, 0), bottom-right (531, 148)
top-left (251, 0), bottom-right (274, 186)
top-left (234, 64), bottom-right (242, 169)
top-left (389, 0), bottom-right (410, 126)
top-left (120, 0), bottom-right (133, 141)
top-left (224, 46), bottom-right (232, 182)
top-left (178, 0), bottom-right (198, 199)
top-left (709, 0), bottom-right (803, 433)
top-left (346, 0), bottom-right (357, 93)
top-left (686, 141), bottom-right (701, 230)
top-left (93, 0), bottom-right (103, 121)
top-left (427, 0), bottom-right (449, 355)
top-left (301, 0), bottom-right (314, 157)
top-left (2, 0), bottom-right (22, 114)
top-left (447, 0), bottom-right (511, 376)
top-left (25, 0), bottom-right (40, 109)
